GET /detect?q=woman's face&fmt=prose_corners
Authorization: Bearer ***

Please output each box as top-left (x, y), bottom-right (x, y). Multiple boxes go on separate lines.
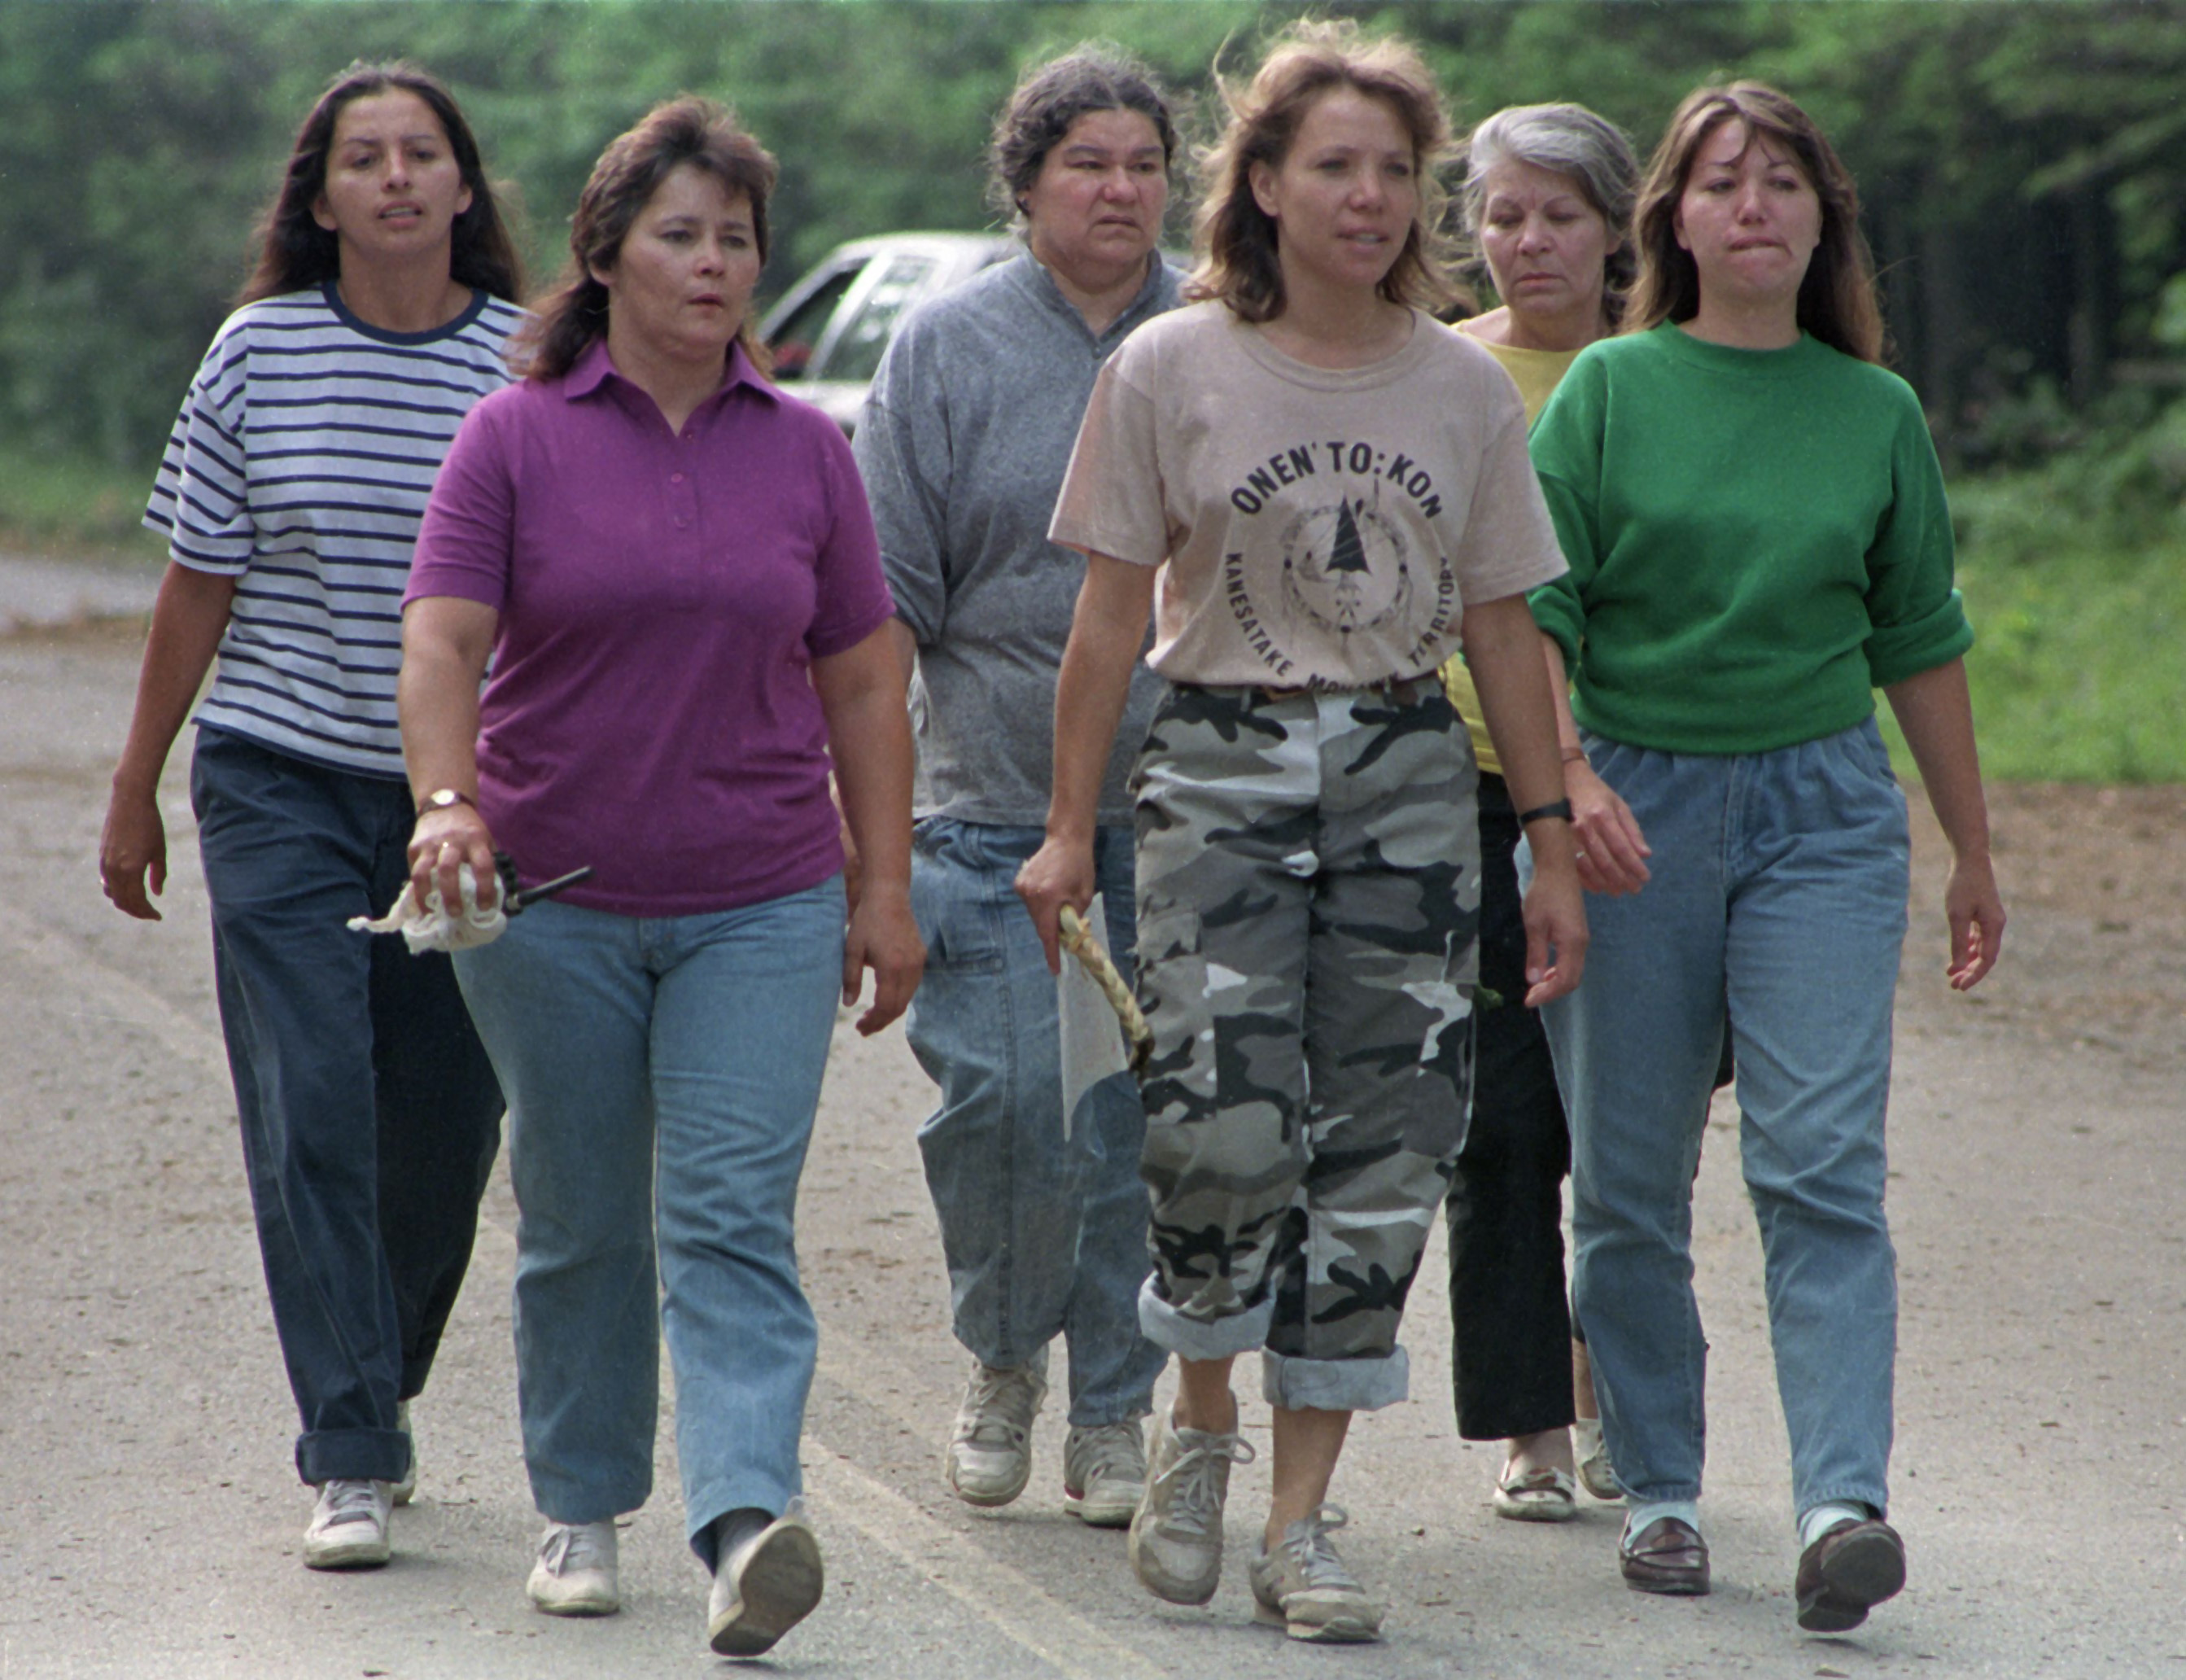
top-left (1477, 159), bottom-right (1615, 330)
top-left (1673, 119), bottom-right (1821, 312)
top-left (594, 164), bottom-right (762, 369)
top-left (1021, 107), bottom-right (1169, 294)
top-left (1250, 86), bottom-right (1420, 302)
top-left (312, 90), bottom-right (474, 268)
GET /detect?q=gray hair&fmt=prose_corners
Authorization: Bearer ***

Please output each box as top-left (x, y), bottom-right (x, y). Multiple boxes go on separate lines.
top-left (986, 44), bottom-right (1180, 231)
top-left (1462, 103), bottom-right (1640, 308)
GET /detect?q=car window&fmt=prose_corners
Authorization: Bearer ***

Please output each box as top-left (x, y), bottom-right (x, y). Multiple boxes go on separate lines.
top-left (767, 265), bottom-right (862, 381)
top-left (819, 255), bottom-right (937, 384)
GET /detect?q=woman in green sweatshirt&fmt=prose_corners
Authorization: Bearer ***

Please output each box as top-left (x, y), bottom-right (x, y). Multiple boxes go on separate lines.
top-left (1525, 82), bottom-right (2005, 1633)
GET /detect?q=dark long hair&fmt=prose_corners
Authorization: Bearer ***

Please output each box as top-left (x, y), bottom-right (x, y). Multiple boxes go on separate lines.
top-left (238, 59), bottom-right (522, 308)
top-left (514, 97), bottom-right (779, 383)
top-left (1190, 19), bottom-right (1458, 324)
top-left (1625, 81), bottom-right (1886, 364)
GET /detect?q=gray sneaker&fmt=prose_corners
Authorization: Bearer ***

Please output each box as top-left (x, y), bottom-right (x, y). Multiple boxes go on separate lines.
top-left (390, 1399), bottom-right (416, 1507)
top-left (947, 1349), bottom-right (1048, 1508)
top-left (303, 1478), bottom-right (391, 1571)
top-left (709, 1504), bottom-right (824, 1657)
top-left (1249, 1504), bottom-right (1384, 1643)
top-left (1128, 1402), bottom-right (1255, 1605)
top-left (1063, 1419), bottom-right (1147, 1528)
top-left (527, 1520), bottom-right (620, 1616)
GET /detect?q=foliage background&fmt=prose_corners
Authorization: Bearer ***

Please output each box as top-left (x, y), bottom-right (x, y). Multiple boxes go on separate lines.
top-left (1, 0), bottom-right (2180, 779)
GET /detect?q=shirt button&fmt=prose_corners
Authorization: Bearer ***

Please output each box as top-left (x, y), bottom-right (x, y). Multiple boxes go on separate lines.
top-left (674, 516), bottom-right (689, 528)
top-left (671, 472), bottom-right (686, 484)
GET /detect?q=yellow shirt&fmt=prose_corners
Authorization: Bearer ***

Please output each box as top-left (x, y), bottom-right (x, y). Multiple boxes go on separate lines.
top-left (1442, 330), bottom-right (1584, 775)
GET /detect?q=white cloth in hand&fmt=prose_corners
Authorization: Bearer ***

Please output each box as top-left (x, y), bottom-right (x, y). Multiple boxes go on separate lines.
top-left (348, 863), bottom-right (507, 953)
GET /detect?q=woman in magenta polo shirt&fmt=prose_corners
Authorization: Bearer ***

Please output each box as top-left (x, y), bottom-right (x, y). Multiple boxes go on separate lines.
top-left (399, 98), bottom-right (920, 1660)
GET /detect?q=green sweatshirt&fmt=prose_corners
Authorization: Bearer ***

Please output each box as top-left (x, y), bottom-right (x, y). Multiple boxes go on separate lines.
top-left (1527, 323), bottom-right (1972, 755)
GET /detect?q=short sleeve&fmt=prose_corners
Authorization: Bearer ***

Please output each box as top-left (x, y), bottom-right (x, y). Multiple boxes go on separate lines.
top-left (144, 332), bottom-right (255, 576)
top-left (805, 424), bottom-right (896, 658)
top-left (1862, 387), bottom-right (1973, 685)
top-left (1441, 387), bottom-right (1567, 609)
top-left (1048, 347), bottom-right (1168, 567)
top-left (853, 319), bottom-right (951, 645)
top-left (1524, 350), bottom-right (1610, 665)
top-left (407, 395), bottom-right (518, 611)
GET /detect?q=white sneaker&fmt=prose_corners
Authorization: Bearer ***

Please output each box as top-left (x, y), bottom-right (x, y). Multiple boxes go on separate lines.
top-left (946, 1349), bottom-right (1047, 1508)
top-left (527, 1520), bottom-right (620, 1617)
top-left (1128, 1402), bottom-right (1255, 1605)
top-left (708, 1506), bottom-right (824, 1657)
top-left (1063, 1420), bottom-right (1147, 1528)
top-left (1249, 1504), bottom-right (1384, 1643)
top-left (304, 1478), bottom-right (391, 1570)
top-left (390, 1400), bottom-right (416, 1507)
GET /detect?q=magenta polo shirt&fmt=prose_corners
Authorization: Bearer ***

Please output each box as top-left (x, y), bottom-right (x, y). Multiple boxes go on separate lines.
top-left (407, 339), bottom-right (894, 916)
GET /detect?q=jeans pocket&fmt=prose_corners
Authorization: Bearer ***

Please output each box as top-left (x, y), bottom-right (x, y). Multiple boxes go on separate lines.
top-left (908, 838), bottom-right (1007, 976)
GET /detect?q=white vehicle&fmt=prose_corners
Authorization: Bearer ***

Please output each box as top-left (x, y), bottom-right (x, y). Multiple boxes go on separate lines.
top-left (760, 232), bottom-right (1015, 434)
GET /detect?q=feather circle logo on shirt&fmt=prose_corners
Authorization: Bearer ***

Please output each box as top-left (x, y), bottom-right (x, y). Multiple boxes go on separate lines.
top-left (1277, 495), bottom-right (1414, 644)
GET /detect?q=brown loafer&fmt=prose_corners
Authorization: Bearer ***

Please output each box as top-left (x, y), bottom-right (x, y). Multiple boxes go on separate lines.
top-left (1620, 1516), bottom-right (1710, 1596)
top-left (1795, 1517), bottom-right (1904, 1632)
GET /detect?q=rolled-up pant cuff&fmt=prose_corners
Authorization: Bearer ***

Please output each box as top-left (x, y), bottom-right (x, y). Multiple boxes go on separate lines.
top-left (297, 1425), bottom-right (410, 1486)
top-left (1261, 1347), bottom-right (1410, 1413)
top-left (1139, 1280), bottom-right (1274, 1361)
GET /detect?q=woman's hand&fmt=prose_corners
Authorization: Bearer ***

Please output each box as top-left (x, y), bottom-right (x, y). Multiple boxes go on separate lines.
top-left (407, 803), bottom-right (500, 916)
top-left (1942, 848), bottom-right (2005, 991)
top-left (842, 879), bottom-right (924, 1035)
top-left (1014, 833), bottom-right (1095, 976)
top-left (1517, 821), bottom-right (1589, 1006)
top-left (100, 561), bottom-right (239, 922)
top-left (99, 783), bottom-right (168, 921)
top-left (1567, 757), bottom-right (1651, 896)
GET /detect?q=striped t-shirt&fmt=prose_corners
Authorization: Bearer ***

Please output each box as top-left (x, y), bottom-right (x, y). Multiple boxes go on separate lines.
top-left (146, 282), bottom-right (527, 777)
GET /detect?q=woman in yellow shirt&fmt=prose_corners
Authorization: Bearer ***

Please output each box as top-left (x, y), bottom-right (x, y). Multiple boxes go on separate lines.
top-left (1438, 102), bottom-right (1638, 1522)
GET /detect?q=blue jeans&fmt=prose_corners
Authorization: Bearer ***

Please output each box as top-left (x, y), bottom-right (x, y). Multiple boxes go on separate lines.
top-left (190, 728), bottom-right (504, 1485)
top-left (453, 880), bottom-right (843, 1564)
top-left (904, 820), bottom-right (1162, 1426)
top-left (1539, 720), bottom-right (1908, 1522)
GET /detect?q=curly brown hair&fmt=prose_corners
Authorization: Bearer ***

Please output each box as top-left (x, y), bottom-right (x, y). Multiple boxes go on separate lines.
top-left (1187, 19), bottom-right (1458, 324)
top-left (1625, 81), bottom-right (1886, 365)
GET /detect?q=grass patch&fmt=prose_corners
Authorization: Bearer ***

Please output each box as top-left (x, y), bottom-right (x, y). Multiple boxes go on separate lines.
top-left (1887, 417), bottom-right (2186, 785)
top-left (0, 445), bottom-right (165, 564)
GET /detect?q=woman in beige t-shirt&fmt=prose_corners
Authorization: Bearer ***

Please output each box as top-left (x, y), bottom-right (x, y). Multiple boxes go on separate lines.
top-left (1017, 22), bottom-right (1585, 1644)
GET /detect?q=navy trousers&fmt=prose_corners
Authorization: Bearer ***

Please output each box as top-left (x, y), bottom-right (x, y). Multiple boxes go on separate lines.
top-left (191, 727), bottom-right (503, 1485)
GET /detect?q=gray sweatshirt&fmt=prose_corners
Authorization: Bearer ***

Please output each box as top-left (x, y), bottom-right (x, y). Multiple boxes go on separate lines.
top-left (855, 251), bottom-right (1182, 827)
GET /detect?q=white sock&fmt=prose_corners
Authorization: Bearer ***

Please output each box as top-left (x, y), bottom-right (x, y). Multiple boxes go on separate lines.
top-left (1799, 1501), bottom-right (1871, 1549)
top-left (1622, 1498), bottom-right (1699, 1547)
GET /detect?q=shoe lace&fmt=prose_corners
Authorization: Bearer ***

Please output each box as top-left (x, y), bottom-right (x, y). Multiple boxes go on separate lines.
top-left (1151, 1432), bottom-right (1256, 1538)
top-left (543, 1523), bottom-right (611, 1576)
top-left (1068, 1421), bottom-right (1145, 1488)
top-left (955, 1363), bottom-right (1043, 1450)
top-left (1279, 1504), bottom-right (1362, 1593)
top-left (319, 1479), bottom-right (382, 1526)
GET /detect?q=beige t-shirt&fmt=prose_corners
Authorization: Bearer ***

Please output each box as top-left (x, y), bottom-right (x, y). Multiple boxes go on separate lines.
top-left (1050, 302), bottom-right (1567, 689)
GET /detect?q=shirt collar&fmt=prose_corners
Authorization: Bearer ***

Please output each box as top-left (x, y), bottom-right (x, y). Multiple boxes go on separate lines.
top-left (1014, 248), bottom-right (1178, 348)
top-left (561, 335), bottom-right (782, 408)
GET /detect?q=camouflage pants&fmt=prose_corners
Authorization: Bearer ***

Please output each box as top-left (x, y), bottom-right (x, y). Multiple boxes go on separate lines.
top-left (1130, 678), bottom-right (1480, 1413)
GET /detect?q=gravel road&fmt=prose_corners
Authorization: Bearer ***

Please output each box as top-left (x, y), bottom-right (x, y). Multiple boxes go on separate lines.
top-left (2, 592), bottom-right (2180, 1678)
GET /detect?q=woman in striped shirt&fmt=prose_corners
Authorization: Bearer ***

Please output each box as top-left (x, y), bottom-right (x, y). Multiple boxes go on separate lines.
top-left (98, 59), bottom-right (523, 1573)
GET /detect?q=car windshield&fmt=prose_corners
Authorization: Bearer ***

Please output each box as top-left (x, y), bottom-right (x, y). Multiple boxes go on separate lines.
top-left (822, 255), bottom-right (938, 384)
